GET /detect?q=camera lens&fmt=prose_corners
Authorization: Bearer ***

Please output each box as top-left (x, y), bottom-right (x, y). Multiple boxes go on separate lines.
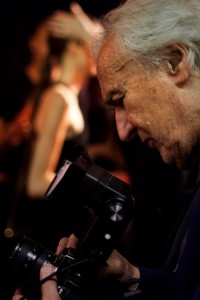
top-left (8, 236), bottom-right (58, 297)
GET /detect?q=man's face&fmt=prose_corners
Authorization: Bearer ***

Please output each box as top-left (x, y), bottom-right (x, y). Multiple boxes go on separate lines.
top-left (97, 37), bottom-right (199, 169)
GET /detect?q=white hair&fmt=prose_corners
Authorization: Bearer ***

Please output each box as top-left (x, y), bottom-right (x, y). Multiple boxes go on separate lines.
top-left (94, 0), bottom-right (200, 72)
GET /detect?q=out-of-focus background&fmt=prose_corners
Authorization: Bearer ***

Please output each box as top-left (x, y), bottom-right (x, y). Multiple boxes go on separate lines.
top-left (0, 0), bottom-right (121, 117)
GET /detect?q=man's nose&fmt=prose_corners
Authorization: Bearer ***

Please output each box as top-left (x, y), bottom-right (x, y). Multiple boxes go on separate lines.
top-left (115, 109), bottom-right (136, 141)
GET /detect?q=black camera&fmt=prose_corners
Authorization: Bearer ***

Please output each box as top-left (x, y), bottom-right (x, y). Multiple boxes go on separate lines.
top-left (7, 145), bottom-right (135, 299)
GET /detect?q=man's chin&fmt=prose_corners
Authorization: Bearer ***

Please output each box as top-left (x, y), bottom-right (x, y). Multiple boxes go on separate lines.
top-left (162, 154), bottom-right (194, 170)
top-left (160, 150), bottom-right (177, 167)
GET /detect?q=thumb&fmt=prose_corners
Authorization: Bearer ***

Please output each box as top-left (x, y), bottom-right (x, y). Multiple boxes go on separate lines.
top-left (40, 264), bottom-right (61, 299)
top-left (70, 2), bottom-right (104, 37)
top-left (69, 2), bottom-right (94, 31)
top-left (69, 2), bottom-right (85, 16)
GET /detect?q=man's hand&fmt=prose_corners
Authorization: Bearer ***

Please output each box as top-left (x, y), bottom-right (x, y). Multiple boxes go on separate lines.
top-left (12, 264), bottom-right (61, 300)
top-left (56, 235), bottom-right (79, 255)
top-left (40, 264), bottom-right (61, 300)
top-left (98, 249), bottom-right (140, 289)
top-left (57, 236), bottom-right (140, 288)
top-left (12, 235), bottom-right (140, 299)
top-left (11, 288), bottom-right (22, 300)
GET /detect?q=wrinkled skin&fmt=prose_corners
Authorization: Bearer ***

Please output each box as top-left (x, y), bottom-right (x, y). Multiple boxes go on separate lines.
top-left (97, 35), bottom-right (200, 170)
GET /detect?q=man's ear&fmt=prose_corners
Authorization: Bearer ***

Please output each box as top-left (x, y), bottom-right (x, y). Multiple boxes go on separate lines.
top-left (167, 44), bottom-right (190, 86)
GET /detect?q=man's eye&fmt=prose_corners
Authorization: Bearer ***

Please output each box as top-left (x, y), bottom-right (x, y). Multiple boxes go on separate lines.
top-left (105, 94), bottom-right (125, 107)
top-left (114, 97), bottom-right (124, 106)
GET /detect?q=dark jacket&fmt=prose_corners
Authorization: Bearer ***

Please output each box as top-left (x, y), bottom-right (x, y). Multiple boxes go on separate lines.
top-left (138, 182), bottom-right (200, 300)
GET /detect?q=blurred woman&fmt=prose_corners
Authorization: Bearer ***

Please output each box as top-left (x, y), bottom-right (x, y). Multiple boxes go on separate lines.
top-left (7, 12), bottom-right (97, 249)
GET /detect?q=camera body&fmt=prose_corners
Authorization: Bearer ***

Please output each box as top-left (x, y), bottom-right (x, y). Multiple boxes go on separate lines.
top-left (8, 145), bottom-right (135, 299)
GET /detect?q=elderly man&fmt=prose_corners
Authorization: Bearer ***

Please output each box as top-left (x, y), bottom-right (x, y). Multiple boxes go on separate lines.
top-left (12, 0), bottom-right (200, 299)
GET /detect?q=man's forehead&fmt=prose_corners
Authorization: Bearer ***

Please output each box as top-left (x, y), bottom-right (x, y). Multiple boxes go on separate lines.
top-left (97, 34), bottom-right (130, 80)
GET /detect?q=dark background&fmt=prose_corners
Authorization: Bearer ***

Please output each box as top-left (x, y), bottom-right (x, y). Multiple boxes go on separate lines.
top-left (0, 0), bottom-right (122, 118)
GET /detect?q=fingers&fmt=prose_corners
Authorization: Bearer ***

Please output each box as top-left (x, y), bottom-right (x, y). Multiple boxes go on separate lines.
top-left (12, 295), bottom-right (23, 300)
top-left (40, 264), bottom-right (61, 300)
top-left (56, 237), bottom-right (69, 255)
top-left (11, 288), bottom-right (23, 300)
top-left (98, 249), bottom-right (140, 285)
top-left (67, 234), bottom-right (79, 247)
top-left (56, 235), bottom-right (79, 255)
top-left (48, 5), bottom-right (100, 43)
top-left (48, 12), bottom-right (77, 38)
top-left (70, 2), bottom-right (85, 16)
top-left (70, 2), bottom-right (104, 37)
top-left (69, 2), bottom-right (95, 35)
top-left (12, 264), bottom-right (61, 300)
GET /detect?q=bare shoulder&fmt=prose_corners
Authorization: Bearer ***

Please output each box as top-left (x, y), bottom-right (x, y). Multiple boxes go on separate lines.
top-left (34, 86), bottom-right (70, 131)
top-left (42, 84), bottom-right (72, 110)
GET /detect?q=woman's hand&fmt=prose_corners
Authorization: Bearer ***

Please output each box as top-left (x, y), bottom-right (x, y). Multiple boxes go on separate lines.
top-left (48, 2), bottom-right (103, 43)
